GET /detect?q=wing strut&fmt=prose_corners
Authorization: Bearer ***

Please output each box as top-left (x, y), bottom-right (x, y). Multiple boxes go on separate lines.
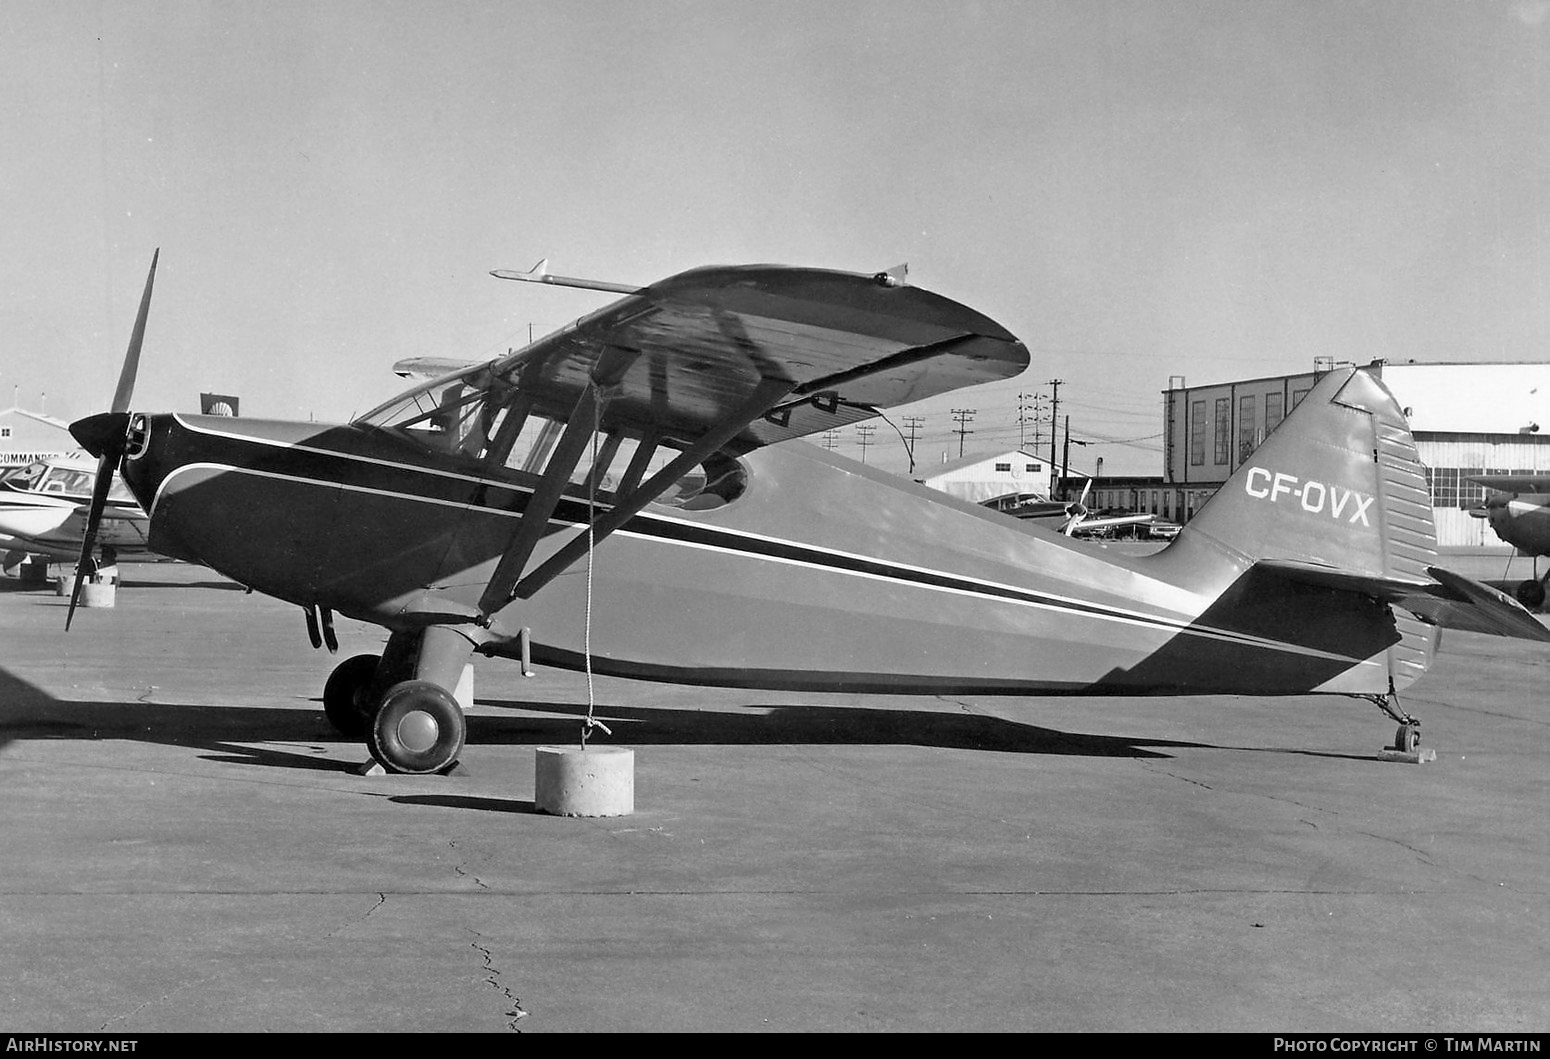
top-left (474, 347), bottom-right (640, 621)
top-left (496, 376), bottom-right (794, 610)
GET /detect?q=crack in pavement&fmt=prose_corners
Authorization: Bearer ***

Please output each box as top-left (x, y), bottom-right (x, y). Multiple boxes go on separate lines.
top-left (468, 930), bottom-right (528, 1031)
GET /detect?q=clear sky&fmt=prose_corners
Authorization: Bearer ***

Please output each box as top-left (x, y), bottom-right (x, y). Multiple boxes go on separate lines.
top-left (3, 1), bottom-right (1547, 478)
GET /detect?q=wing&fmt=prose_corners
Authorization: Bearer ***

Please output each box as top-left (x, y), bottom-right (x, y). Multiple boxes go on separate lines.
top-left (374, 264), bottom-right (1029, 621)
top-left (484, 264), bottom-right (1029, 451)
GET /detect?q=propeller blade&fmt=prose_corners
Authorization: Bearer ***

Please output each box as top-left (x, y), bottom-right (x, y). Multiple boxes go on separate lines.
top-left (66, 451), bottom-right (120, 630)
top-left (111, 249), bottom-right (158, 414)
top-left (67, 249), bottom-right (158, 629)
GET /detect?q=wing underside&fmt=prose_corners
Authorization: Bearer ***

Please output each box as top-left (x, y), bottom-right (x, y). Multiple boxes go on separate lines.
top-left (482, 264), bottom-right (1029, 451)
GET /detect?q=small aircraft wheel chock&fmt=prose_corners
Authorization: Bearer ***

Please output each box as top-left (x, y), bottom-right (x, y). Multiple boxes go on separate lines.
top-left (1515, 579), bottom-right (1545, 611)
top-left (1393, 724), bottom-right (1421, 754)
top-left (322, 653), bottom-right (382, 737)
top-left (368, 680), bottom-right (466, 775)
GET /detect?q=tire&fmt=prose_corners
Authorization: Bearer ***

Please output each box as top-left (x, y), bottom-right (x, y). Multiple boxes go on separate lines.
top-left (1515, 579), bottom-right (1545, 610)
top-left (322, 653), bottom-right (381, 737)
top-left (368, 680), bottom-right (466, 775)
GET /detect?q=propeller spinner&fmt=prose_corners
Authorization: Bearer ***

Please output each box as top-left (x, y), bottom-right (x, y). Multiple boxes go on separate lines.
top-left (65, 250), bottom-right (158, 630)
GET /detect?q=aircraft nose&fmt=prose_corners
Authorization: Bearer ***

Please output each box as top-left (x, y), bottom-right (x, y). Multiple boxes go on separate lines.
top-left (69, 412), bottom-right (131, 458)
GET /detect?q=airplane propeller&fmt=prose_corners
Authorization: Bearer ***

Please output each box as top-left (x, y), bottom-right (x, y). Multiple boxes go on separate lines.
top-left (65, 250), bottom-right (158, 630)
top-left (1062, 478), bottom-right (1093, 536)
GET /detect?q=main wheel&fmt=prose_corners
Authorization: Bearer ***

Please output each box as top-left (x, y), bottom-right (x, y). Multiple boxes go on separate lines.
top-left (368, 680), bottom-right (466, 775)
top-left (1394, 724), bottom-right (1421, 754)
top-left (1515, 579), bottom-right (1545, 610)
top-left (323, 653), bottom-right (382, 736)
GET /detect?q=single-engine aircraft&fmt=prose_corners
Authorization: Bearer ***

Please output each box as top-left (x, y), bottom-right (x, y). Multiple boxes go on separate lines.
top-left (67, 253), bottom-right (1550, 775)
top-left (0, 451), bottom-right (150, 564)
top-left (1468, 474), bottom-right (1550, 608)
top-left (989, 481), bottom-right (1161, 539)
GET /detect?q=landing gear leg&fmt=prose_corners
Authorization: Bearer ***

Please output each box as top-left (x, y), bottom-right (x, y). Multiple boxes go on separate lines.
top-left (1514, 569), bottom-right (1548, 611)
top-left (1361, 689), bottom-right (1432, 762)
top-left (364, 625), bottom-right (473, 775)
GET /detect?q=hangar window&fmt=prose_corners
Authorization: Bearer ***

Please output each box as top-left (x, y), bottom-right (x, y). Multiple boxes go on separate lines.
top-left (1213, 398), bottom-right (1230, 465)
top-left (1189, 401), bottom-right (1205, 466)
top-left (1238, 395), bottom-right (1257, 462)
top-left (1265, 392), bottom-right (1284, 434)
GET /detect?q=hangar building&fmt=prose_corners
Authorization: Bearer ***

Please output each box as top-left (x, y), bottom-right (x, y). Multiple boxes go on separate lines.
top-left (0, 406), bottom-right (77, 467)
top-left (1096, 361), bottom-right (1550, 550)
top-left (920, 449), bottom-right (1051, 505)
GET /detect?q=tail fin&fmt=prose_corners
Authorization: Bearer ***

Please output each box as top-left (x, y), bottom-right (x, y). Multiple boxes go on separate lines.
top-left (1173, 366), bottom-right (1434, 582)
top-left (1167, 365), bottom-right (1549, 645)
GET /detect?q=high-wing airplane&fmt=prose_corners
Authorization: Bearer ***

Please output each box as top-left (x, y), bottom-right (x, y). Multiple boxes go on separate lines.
top-left (1468, 474), bottom-right (1550, 608)
top-left (66, 253), bottom-right (1549, 776)
top-left (988, 483), bottom-right (1158, 538)
top-left (0, 451), bottom-right (150, 564)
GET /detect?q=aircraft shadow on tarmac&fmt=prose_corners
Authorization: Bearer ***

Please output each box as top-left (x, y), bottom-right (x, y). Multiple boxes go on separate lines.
top-left (0, 666), bottom-right (1221, 773)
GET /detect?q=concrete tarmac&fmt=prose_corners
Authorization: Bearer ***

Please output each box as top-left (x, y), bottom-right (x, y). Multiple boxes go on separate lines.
top-left (0, 562), bottom-right (1545, 1033)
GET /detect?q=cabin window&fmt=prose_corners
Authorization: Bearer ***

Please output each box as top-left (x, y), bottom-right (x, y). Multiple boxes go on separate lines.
top-left (0, 462), bottom-right (46, 490)
top-left (995, 462), bottom-right (1011, 472)
top-left (356, 361), bottom-right (745, 508)
top-left (0, 427), bottom-right (10, 438)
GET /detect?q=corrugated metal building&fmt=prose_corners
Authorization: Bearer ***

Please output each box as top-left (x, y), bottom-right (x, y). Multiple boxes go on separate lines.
top-left (1143, 361), bottom-right (1550, 549)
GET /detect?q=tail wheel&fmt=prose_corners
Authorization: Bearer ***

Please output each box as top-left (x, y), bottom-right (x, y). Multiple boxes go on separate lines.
top-left (368, 680), bottom-right (466, 775)
top-left (1515, 579), bottom-right (1545, 610)
top-left (322, 653), bottom-right (382, 737)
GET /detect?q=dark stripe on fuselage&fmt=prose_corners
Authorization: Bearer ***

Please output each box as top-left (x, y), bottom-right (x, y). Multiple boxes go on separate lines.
top-left (150, 417), bottom-right (1362, 666)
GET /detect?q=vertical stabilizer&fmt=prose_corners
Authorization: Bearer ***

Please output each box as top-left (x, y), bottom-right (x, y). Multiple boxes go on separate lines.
top-left (1170, 366), bottom-right (1437, 583)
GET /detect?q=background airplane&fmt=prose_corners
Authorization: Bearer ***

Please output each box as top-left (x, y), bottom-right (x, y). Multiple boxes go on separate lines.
top-left (66, 254), bottom-right (1550, 778)
top-left (988, 482), bottom-right (1161, 539)
top-left (0, 451), bottom-right (150, 566)
top-left (1468, 474), bottom-right (1550, 608)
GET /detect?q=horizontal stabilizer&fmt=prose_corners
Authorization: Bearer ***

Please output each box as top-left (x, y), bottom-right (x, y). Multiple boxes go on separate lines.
top-left (1255, 559), bottom-right (1550, 642)
top-left (1468, 474), bottom-right (1550, 495)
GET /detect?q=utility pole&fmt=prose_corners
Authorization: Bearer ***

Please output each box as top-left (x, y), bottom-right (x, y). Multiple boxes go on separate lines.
top-left (820, 430), bottom-right (840, 451)
top-left (902, 415), bottom-right (925, 474)
top-left (1017, 392), bottom-right (1045, 452)
top-left (1047, 379), bottom-right (1063, 494)
top-left (1061, 415), bottom-right (1089, 500)
top-left (951, 408), bottom-right (975, 458)
top-left (855, 424), bottom-right (876, 463)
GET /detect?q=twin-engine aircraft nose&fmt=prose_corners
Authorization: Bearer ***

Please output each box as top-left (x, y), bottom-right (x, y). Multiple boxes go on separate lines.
top-left (69, 412), bottom-right (131, 458)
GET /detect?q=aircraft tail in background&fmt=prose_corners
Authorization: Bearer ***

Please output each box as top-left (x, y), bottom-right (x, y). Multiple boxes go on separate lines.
top-left (1160, 365), bottom-right (1548, 667)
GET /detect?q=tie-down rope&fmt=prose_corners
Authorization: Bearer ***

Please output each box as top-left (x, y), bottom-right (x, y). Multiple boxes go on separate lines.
top-left (580, 383), bottom-right (610, 749)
